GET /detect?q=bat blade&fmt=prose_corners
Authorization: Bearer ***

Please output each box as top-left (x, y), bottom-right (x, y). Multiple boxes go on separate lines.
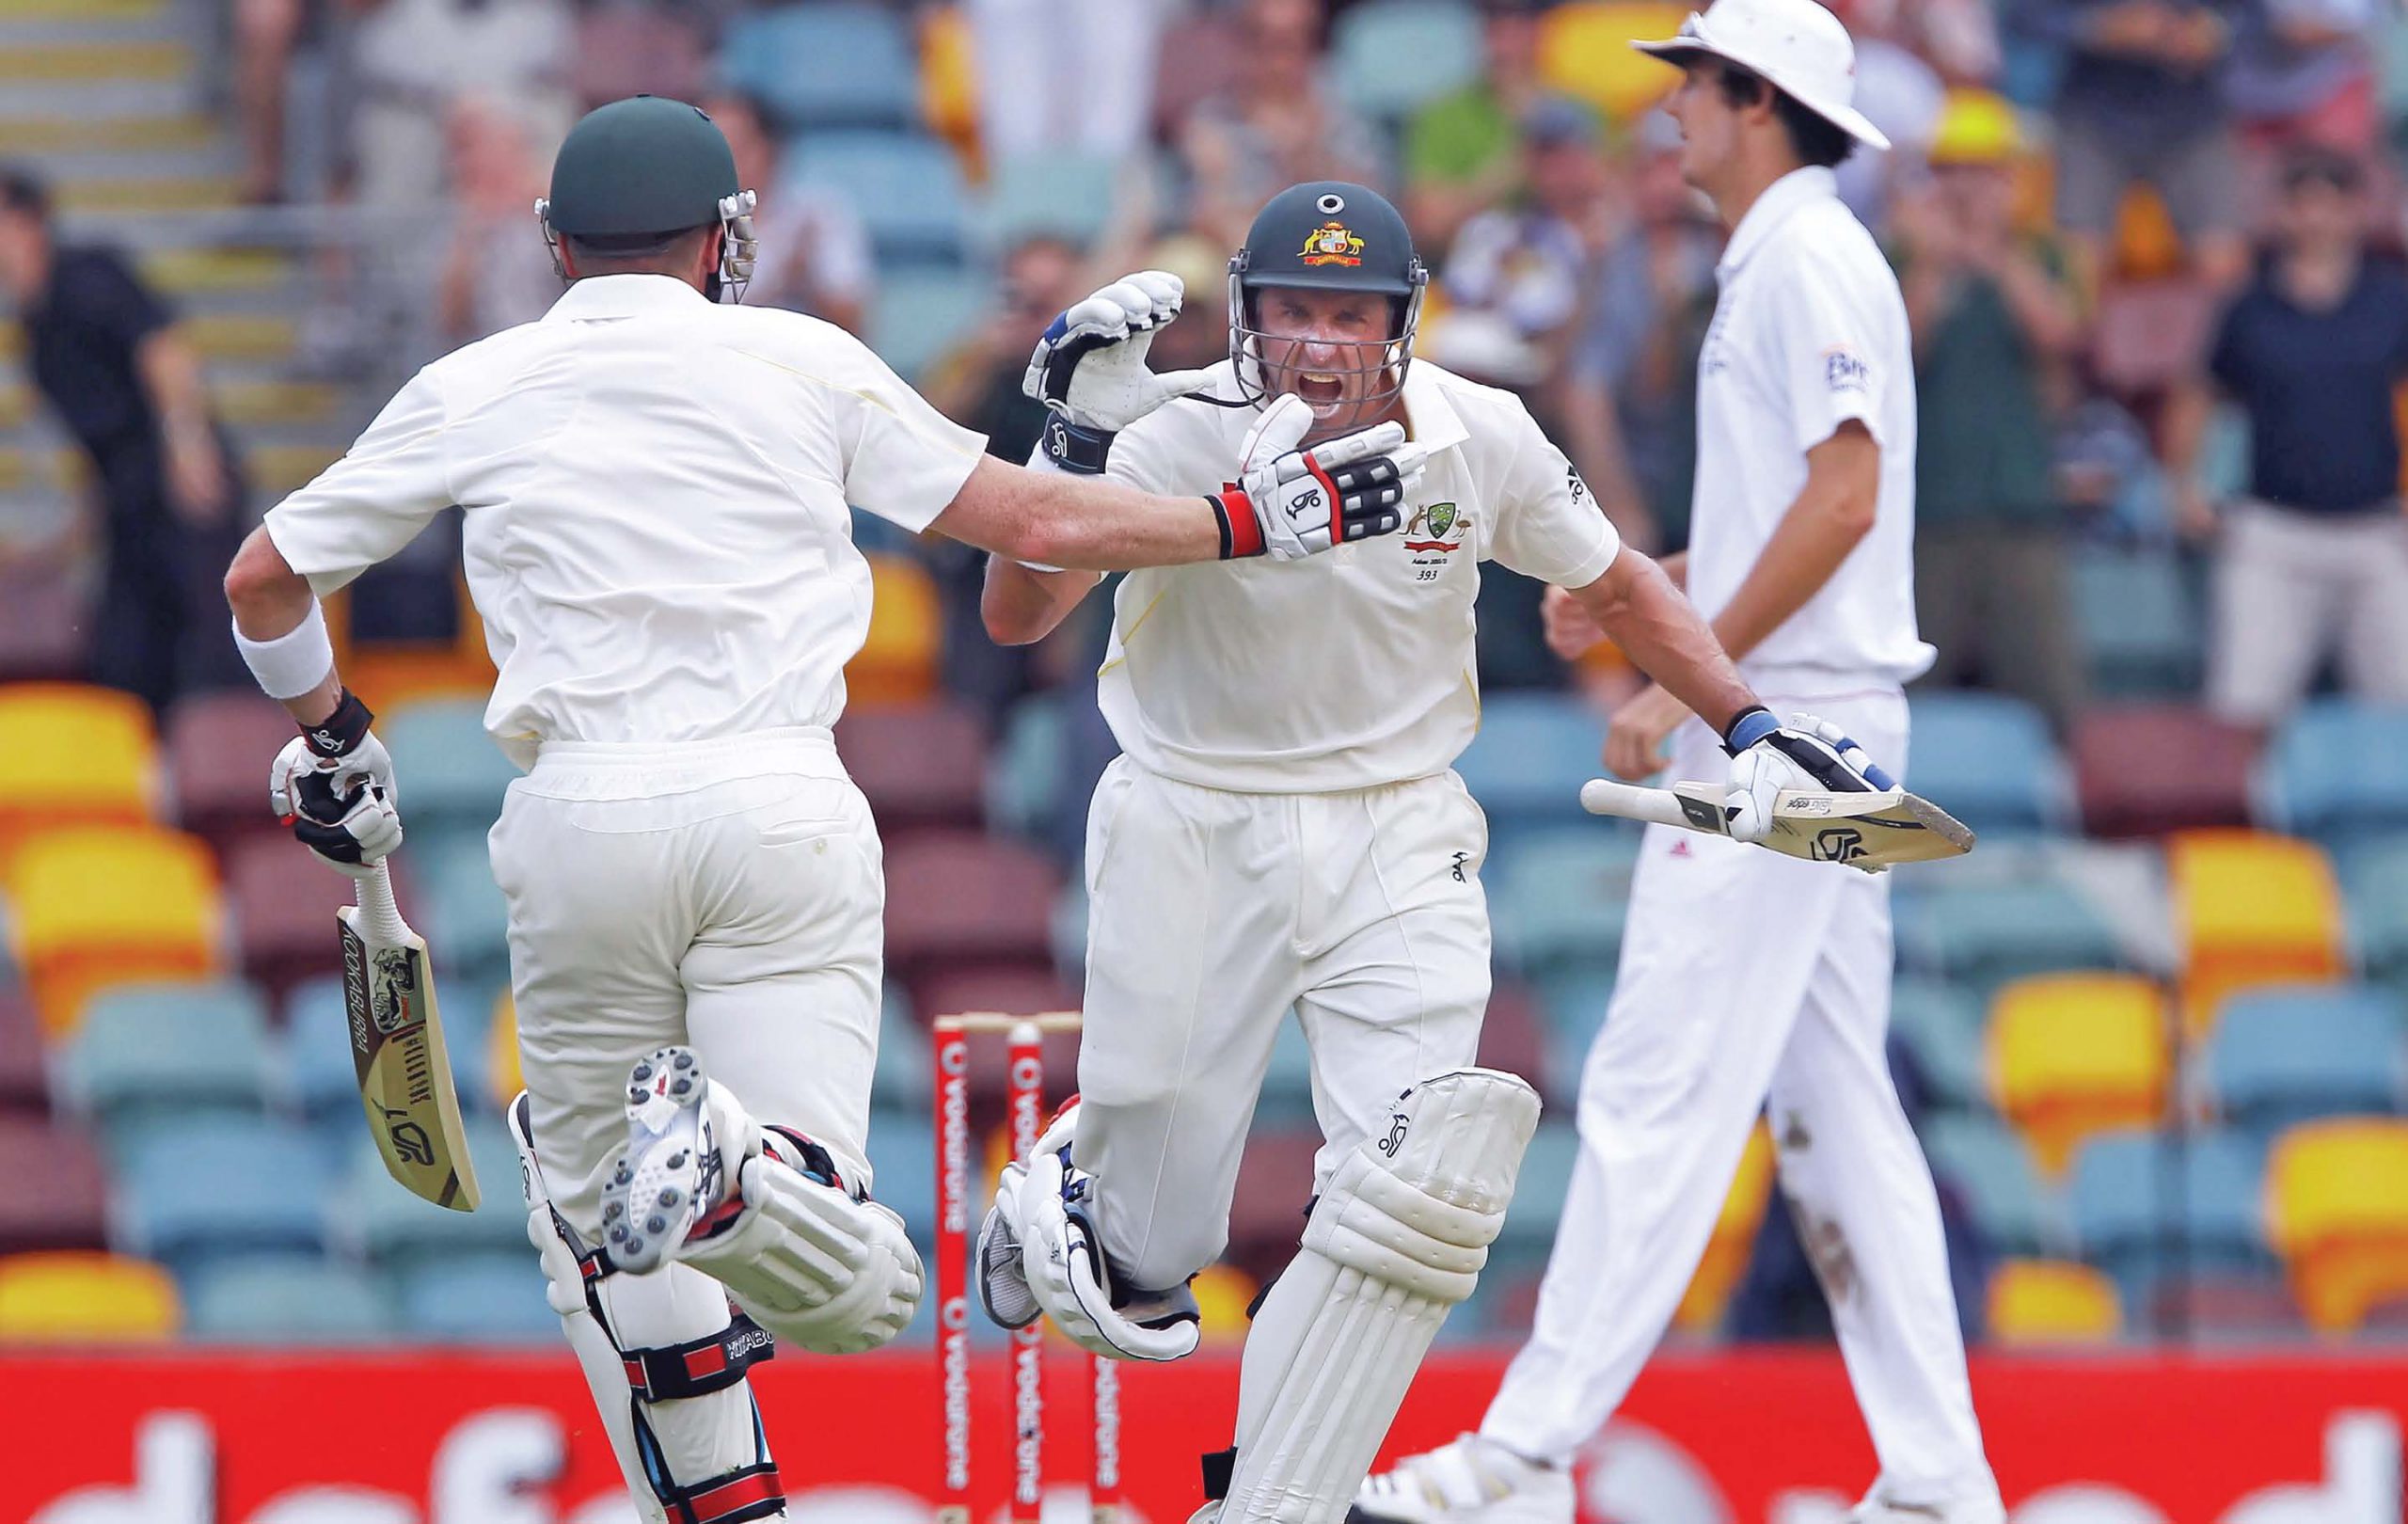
top-left (338, 866), bottom-right (481, 1212)
top-left (1579, 777), bottom-right (1975, 871)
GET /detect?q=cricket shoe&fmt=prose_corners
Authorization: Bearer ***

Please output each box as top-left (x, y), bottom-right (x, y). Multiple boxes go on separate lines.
top-left (975, 1096), bottom-right (1078, 1329)
top-left (599, 1045), bottom-right (754, 1275)
top-left (1846, 1484), bottom-right (2007, 1524)
top-left (1350, 1434), bottom-right (1575, 1524)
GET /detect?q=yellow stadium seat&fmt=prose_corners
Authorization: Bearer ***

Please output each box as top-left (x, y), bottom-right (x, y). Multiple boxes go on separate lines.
top-left (848, 553), bottom-right (942, 707)
top-left (488, 988), bottom-right (522, 1114)
top-left (8, 825), bottom-right (221, 1037)
top-left (918, 3), bottom-right (984, 174)
top-left (0, 683), bottom-right (157, 866)
top-left (1674, 1121), bottom-right (1774, 1333)
top-left (1986, 1258), bottom-right (2123, 1345)
top-left (1987, 974), bottom-right (2169, 1177)
top-left (2266, 1118), bottom-right (2408, 1334)
top-left (1192, 1263), bottom-right (1258, 1346)
top-left (0, 1251), bottom-right (182, 1342)
top-left (1538, 3), bottom-right (1691, 123)
top-left (2170, 830), bottom-right (2345, 1035)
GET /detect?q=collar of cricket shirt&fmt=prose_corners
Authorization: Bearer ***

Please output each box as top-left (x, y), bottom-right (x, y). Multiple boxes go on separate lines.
top-left (544, 272), bottom-right (713, 322)
top-left (1398, 362), bottom-right (1470, 457)
top-left (1716, 166), bottom-right (1839, 281)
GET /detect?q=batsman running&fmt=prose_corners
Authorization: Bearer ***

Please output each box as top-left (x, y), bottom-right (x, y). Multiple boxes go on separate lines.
top-left (972, 178), bottom-right (1898, 1524)
top-left (1358, 4), bottom-right (2004, 1520)
top-left (221, 97), bottom-right (1427, 1524)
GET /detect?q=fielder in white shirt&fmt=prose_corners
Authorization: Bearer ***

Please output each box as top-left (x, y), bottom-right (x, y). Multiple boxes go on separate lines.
top-left (1360, 6), bottom-right (2003, 1523)
top-left (972, 179), bottom-right (1904, 1524)
top-left (220, 97), bottom-right (1429, 1524)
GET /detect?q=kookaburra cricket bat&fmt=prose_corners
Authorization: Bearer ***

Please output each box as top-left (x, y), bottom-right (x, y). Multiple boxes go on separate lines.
top-left (1578, 779), bottom-right (1975, 872)
top-left (338, 861), bottom-right (481, 1210)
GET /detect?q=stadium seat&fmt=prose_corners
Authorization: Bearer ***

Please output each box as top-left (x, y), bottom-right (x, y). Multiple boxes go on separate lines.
top-left (1455, 693), bottom-right (1608, 852)
top-left (1495, 1119), bottom-right (1579, 1260)
top-left (836, 700), bottom-right (990, 832)
top-left (1893, 879), bottom-right (2126, 995)
top-left (1675, 1122), bottom-right (1774, 1334)
top-left (286, 975), bottom-right (494, 1150)
top-left (987, 691), bottom-right (1065, 842)
top-left (487, 988), bottom-right (520, 1115)
top-left (1921, 1115), bottom-right (2056, 1256)
top-left (1538, 3), bottom-right (1689, 121)
top-left (0, 989), bottom-right (45, 1117)
top-left (1888, 977), bottom-right (1987, 1112)
top-left (1228, 1129), bottom-right (1324, 1272)
top-left (1331, 0), bottom-right (1484, 121)
top-left (59, 980), bottom-right (275, 1158)
top-left (1261, 1010), bottom-right (1315, 1124)
top-left (2070, 706), bottom-right (2256, 840)
top-left (336, 1119), bottom-right (529, 1273)
top-left (2345, 838), bottom-right (2408, 992)
top-left (719, 3), bottom-right (920, 130)
top-left (2169, 830), bottom-right (2346, 1033)
top-left (1986, 1259), bottom-right (2123, 1345)
top-left (2263, 701), bottom-right (2408, 848)
top-left (1902, 691), bottom-right (2070, 837)
top-left (1488, 826), bottom-right (1636, 982)
top-left (1478, 982), bottom-right (1554, 1104)
top-left (379, 697), bottom-right (517, 836)
top-left (118, 1118), bottom-right (331, 1277)
top-left (848, 553), bottom-right (944, 706)
top-left (0, 567), bottom-right (88, 685)
top-left (2069, 548), bottom-right (2200, 697)
top-left (415, 836), bottom-right (513, 985)
top-left (883, 832), bottom-right (1061, 977)
top-left (2265, 1117), bottom-right (2408, 1333)
top-left (9, 825), bottom-right (221, 1037)
top-left (0, 1251), bottom-right (181, 1342)
top-left (791, 132), bottom-right (970, 266)
top-left (985, 154), bottom-right (1124, 247)
top-left (2207, 986), bottom-right (2400, 1135)
top-left (222, 833), bottom-right (362, 1004)
top-left (165, 691), bottom-right (298, 851)
top-left (0, 683), bottom-right (156, 864)
top-left (186, 1255), bottom-right (394, 1342)
top-left (872, 984), bottom-right (931, 1114)
top-left (0, 1117), bottom-right (109, 1254)
top-left (1987, 973), bottom-right (2170, 1176)
top-left (2067, 1127), bottom-right (2269, 1305)
top-left (391, 1249), bottom-right (556, 1341)
top-left (866, 267), bottom-right (991, 386)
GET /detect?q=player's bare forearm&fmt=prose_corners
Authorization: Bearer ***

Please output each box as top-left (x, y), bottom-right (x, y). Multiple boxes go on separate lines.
top-left (1705, 423), bottom-right (1878, 663)
top-left (1571, 551), bottom-right (1756, 735)
top-left (935, 456), bottom-right (1225, 571)
top-left (225, 526), bottom-right (343, 724)
top-left (982, 554), bottom-right (1102, 645)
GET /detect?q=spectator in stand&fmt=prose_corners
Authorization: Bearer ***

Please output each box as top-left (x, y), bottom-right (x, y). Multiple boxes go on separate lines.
top-left (2167, 146), bottom-right (2408, 727)
top-left (1893, 91), bottom-right (2088, 733)
top-left (1438, 97), bottom-right (1616, 391)
top-left (2226, 0), bottom-right (2382, 154)
top-left (705, 91), bottom-right (873, 334)
top-left (342, 0), bottom-right (575, 211)
top-left (0, 167), bottom-right (248, 715)
top-left (969, 0), bottom-right (1170, 158)
top-left (1829, 0), bottom-right (1946, 224)
top-left (1180, 0), bottom-right (1387, 248)
top-left (433, 97), bottom-right (562, 345)
top-left (2026, 0), bottom-right (2250, 292)
top-left (232, 0), bottom-right (325, 203)
top-left (1402, 0), bottom-right (1576, 252)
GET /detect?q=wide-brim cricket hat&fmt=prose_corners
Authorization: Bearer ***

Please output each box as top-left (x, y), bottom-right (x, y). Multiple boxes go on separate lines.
top-left (1634, 0), bottom-right (1891, 151)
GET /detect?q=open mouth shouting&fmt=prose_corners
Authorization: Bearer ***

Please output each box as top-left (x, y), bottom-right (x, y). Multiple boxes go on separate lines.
top-left (1293, 372), bottom-right (1347, 416)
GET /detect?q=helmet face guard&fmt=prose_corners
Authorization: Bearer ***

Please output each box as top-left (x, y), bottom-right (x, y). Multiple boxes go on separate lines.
top-left (1228, 259), bottom-right (1429, 431)
top-left (1226, 182), bottom-right (1429, 435)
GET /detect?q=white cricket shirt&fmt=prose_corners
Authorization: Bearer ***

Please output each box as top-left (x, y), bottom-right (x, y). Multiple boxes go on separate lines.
top-left (1687, 167), bottom-right (1933, 691)
top-left (263, 275), bottom-right (986, 761)
top-left (1088, 359), bottom-right (1621, 792)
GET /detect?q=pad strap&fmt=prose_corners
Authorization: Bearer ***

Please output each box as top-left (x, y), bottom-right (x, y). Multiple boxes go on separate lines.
top-left (621, 1311), bottom-right (778, 1403)
top-left (1201, 1446), bottom-right (1237, 1500)
top-left (664, 1461), bottom-right (785, 1524)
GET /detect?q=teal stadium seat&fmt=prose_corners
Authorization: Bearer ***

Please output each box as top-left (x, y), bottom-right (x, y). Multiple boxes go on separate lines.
top-left (2067, 1127), bottom-right (2270, 1307)
top-left (985, 154), bottom-right (1123, 247)
top-left (2264, 701), bottom-right (2408, 848)
top-left (871, 269), bottom-right (991, 383)
top-left (185, 1255), bottom-right (394, 1342)
top-left (863, 1118), bottom-right (940, 1345)
top-left (2071, 548), bottom-right (2199, 697)
top-left (283, 976), bottom-right (493, 1151)
top-left (1920, 1115), bottom-right (2056, 1257)
top-left (392, 1250), bottom-right (558, 1341)
top-left (1488, 827), bottom-right (1638, 984)
top-left (792, 132), bottom-right (971, 266)
top-left (119, 1117), bottom-right (332, 1276)
top-left (872, 983), bottom-right (930, 1114)
top-left (2346, 839), bottom-right (2408, 991)
top-left (1887, 976), bottom-right (1987, 1112)
top-left (2207, 986), bottom-right (2401, 1134)
top-left (416, 835), bottom-right (514, 984)
top-left (988, 691), bottom-right (1065, 842)
top-left (1494, 1119), bottom-right (1578, 1260)
top-left (1331, 0), bottom-right (1484, 121)
top-left (1893, 879), bottom-right (2126, 995)
top-left (380, 697), bottom-right (517, 837)
top-left (1260, 1011), bottom-right (1317, 1125)
top-left (61, 980), bottom-right (275, 1159)
top-left (1455, 692), bottom-right (1608, 853)
top-left (1904, 691), bottom-right (2072, 836)
top-left (718, 2), bottom-right (919, 130)
top-left (336, 1119), bottom-right (529, 1273)
top-left (1532, 969), bottom-right (1614, 1089)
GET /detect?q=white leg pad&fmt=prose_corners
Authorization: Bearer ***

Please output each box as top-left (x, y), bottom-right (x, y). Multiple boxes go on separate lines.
top-left (1218, 1069), bottom-right (1541, 1523)
top-left (681, 1151), bottom-right (925, 1355)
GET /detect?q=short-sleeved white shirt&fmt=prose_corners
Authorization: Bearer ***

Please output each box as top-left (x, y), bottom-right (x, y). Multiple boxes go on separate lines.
top-left (1086, 358), bottom-right (1621, 793)
top-left (1687, 167), bottom-right (1934, 690)
top-left (264, 275), bottom-right (986, 762)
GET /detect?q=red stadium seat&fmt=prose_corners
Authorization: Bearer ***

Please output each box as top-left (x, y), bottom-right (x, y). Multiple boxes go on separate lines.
top-left (1477, 982), bottom-right (1553, 1103)
top-left (883, 832), bottom-right (1060, 977)
top-left (835, 700), bottom-right (990, 833)
top-left (2071, 706), bottom-right (2257, 840)
top-left (223, 833), bottom-right (364, 1005)
top-left (1228, 1128), bottom-right (1323, 1277)
top-left (166, 691), bottom-right (301, 853)
top-left (0, 990), bottom-right (46, 1117)
top-left (0, 1117), bottom-right (109, 1255)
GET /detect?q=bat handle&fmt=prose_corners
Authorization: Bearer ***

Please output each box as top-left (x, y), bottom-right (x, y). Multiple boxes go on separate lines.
top-left (1578, 778), bottom-right (1694, 830)
top-left (354, 860), bottom-right (411, 945)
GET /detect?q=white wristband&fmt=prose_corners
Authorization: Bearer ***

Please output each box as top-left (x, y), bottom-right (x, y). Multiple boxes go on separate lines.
top-left (233, 598), bottom-right (336, 700)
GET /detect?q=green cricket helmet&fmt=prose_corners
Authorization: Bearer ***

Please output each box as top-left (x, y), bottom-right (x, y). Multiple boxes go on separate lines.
top-left (534, 95), bottom-right (760, 302)
top-left (1228, 181), bottom-right (1429, 416)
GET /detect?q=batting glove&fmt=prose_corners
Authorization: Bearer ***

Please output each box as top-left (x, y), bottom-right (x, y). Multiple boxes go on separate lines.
top-left (1720, 707), bottom-right (1889, 846)
top-left (270, 690), bottom-right (403, 875)
top-left (1024, 271), bottom-right (1218, 473)
top-left (1207, 394), bottom-right (1424, 561)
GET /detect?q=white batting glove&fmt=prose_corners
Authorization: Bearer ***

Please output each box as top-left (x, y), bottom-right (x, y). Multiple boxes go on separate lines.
top-left (1024, 271), bottom-right (1218, 473)
top-left (1720, 707), bottom-right (1889, 845)
top-left (1209, 394), bottom-right (1426, 561)
top-left (269, 691), bottom-right (403, 875)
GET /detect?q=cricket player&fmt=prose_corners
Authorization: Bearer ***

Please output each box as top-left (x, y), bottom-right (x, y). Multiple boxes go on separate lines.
top-left (1356, 4), bottom-right (2004, 1521)
top-left (220, 97), bottom-right (1426, 1524)
top-left (971, 177), bottom-right (1897, 1524)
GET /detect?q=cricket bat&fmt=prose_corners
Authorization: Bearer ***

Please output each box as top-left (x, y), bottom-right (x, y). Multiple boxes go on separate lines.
top-left (337, 861), bottom-right (481, 1211)
top-left (1578, 779), bottom-right (1976, 872)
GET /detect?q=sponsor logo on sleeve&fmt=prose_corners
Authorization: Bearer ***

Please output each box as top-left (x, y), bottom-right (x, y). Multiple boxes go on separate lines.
top-left (1823, 347), bottom-right (1870, 393)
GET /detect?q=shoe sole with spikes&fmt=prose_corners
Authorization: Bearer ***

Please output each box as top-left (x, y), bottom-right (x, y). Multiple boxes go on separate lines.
top-left (599, 1045), bottom-right (721, 1276)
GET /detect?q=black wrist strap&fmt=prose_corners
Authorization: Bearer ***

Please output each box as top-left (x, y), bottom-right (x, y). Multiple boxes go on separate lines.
top-left (1040, 413), bottom-right (1115, 475)
top-left (302, 690), bottom-right (374, 758)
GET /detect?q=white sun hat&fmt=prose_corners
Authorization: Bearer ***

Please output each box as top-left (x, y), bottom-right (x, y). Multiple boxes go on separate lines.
top-left (1634, 0), bottom-right (1892, 151)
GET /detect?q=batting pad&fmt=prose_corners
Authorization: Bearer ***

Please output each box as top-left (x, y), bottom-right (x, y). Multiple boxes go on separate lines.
top-left (1220, 1068), bottom-right (1541, 1522)
top-left (685, 1153), bottom-right (925, 1355)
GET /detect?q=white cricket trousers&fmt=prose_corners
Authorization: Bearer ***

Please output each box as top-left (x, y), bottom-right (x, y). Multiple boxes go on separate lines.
top-left (1073, 757), bottom-right (1494, 1292)
top-left (1480, 689), bottom-right (1999, 1514)
top-left (488, 727), bottom-right (886, 1234)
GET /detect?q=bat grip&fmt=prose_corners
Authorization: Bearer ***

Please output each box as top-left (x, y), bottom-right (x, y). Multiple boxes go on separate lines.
top-left (354, 861), bottom-right (411, 945)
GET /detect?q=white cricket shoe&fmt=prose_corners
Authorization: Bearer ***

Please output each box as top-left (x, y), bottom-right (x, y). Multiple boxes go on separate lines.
top-left (1352, 1434), bottom-right (1576, 1524)
top-left (599, 1045), bottom-right (747, 1275)
top-left (1847, 1484), bottom-right (2007, 1524)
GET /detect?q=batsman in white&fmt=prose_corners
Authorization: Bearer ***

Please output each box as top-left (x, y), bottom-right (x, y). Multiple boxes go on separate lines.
top-left (1356, 5), bottom-right (2004, 1522)
top-left (219, 97), bottom-right (1428, 1524)
top-left (972, 178), bottom-right (1896, 1524)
